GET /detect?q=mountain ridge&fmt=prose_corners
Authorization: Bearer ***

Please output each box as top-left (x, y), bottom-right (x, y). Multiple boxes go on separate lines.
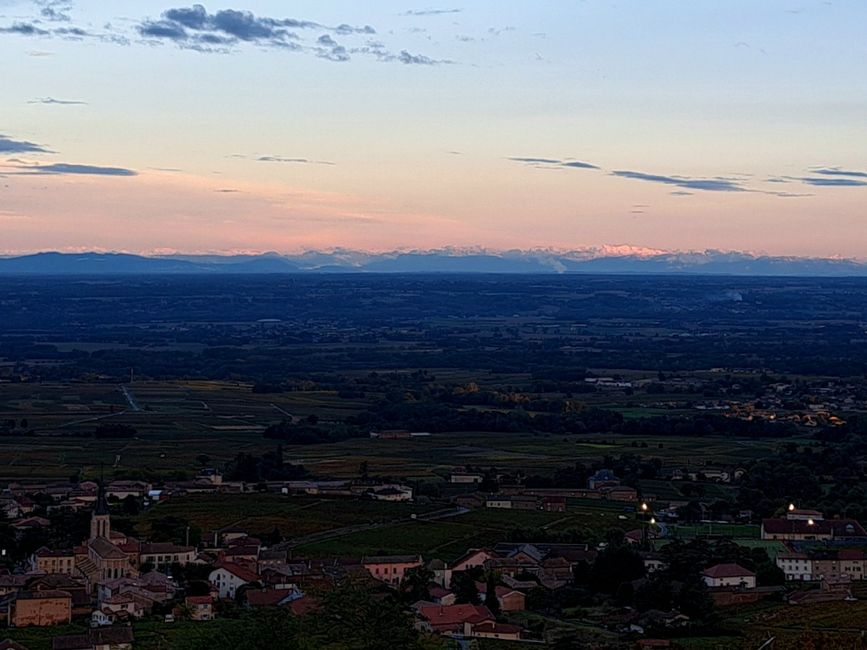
top-left (1, 250), bottom-right (867, 276)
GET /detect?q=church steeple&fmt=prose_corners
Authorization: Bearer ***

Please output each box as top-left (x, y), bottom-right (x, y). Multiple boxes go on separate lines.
top-left (90, 473), bottom-right (111, 540)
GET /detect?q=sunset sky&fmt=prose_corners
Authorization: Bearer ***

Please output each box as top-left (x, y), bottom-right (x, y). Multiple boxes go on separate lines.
top-left (2, 1), bottom-right (866, 257)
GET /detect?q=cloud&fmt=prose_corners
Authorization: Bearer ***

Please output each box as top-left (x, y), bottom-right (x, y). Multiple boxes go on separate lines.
top-left (0, 22), bottom-right (49, 35)
top-left (401, 8), bottom-right (462, 16)
top-left (798, 176), bottom-right (867, 187)
top-left (0, 135), bottom-right (51, 154)
top-left (36, 0), bottom-right (72, 22)
top-left (670, 191), bottom-right (693, 196)
top-left (612, 170), bottom-right (747, 192)
top-left (397, 49), bottom-right (444, 64)
top-left (257, 156), bottom-right (335, 165)
top-left (314, 33), bottom-right (350, 61)
top-left (561, 160), bottom-right (599, 170)
top-left (139, 20), bottom-right (188, 39)
top-left (811, 167), bottom-right (867, 179)
top-left (137, 5), bottom-right (374, 52)
top-left (509, 157), bottom-right (599, 170)
top-left (28, 96), bottom-right (87, 105)
top-left (12, 163), bottom-right (137, 176)
top-left (510, 157), bottom-right (562, 165)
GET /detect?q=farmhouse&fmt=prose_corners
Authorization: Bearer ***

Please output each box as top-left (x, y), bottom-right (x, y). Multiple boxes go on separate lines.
top-left (416, 603), bottom-right (494, 634)
top-left (701, 564), bottom-right (756, 589)
top-left (209, 563), bottom-right (260, 599)
top-left (761, 515), bottom-right (867, 541)
top-left (362, 555), bottom-right (422, 585)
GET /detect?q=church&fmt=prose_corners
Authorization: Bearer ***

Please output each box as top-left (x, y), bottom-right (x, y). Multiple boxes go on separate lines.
top-left (74, 482), bottom-right (139, 588)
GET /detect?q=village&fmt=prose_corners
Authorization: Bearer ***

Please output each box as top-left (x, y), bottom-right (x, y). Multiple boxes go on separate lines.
top-left (1, 458), bottom-right (867, 650)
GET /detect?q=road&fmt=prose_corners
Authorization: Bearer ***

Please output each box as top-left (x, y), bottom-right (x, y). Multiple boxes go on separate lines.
top-left (120, 385), bottom-right (141, 412)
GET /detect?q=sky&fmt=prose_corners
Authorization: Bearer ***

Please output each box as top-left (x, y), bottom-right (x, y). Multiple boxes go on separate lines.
top-left (1, 0), bottom-right (866, 257)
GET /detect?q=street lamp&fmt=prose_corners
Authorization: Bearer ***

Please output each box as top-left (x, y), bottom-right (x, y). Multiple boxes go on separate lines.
top-left (640, 503), bottom-right (653, 549)
top-left (789, 503), bottom-right (795, 512)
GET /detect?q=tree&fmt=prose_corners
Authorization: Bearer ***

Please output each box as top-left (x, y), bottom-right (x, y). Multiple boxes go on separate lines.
top-left (451, 571), bottom-right (480, 604)
top-left (590, 545), bottom-right (645, 594)
top-left (298, 583), bottom-right (426, 650)
top-left (122, 495), bottom-right (140, 516)
top-left (484, 574), bottom-right (501, 616)
top-left (400, 566), bottom-right (434, 604)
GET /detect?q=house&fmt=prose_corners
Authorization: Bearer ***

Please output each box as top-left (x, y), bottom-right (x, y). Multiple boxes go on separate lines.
top-left (138, 542), bottom-right (198, 568)
top-left (452, 493), bottom-right (485, 509)
top-left (244, 588), bottom-right (302, 608)
top-left (369, 485), bottom-right (413, 502)
top-left (100, 593), bottom-right (144, 619)
top-left (838, 549), bottom-right (866, 580)
top-left (416, 603), bottom-right (494, 634)
top-left (184, 596), bottom-right (214, 621)
top-left (511, 495), bottom-right (541, 510)
top-left (474, 582), bottom-right (525, 611)
top-left (22, 575), bottom-right (90, 618)
top-left (449, 472), bottom-right (484, 484)
top-left (463, 620), bottom-right (523, 641)
top-left (9, 591), bottom-right (72, 627)
top-left (761, 517), bottom-right (867, 541)
top-left (428, 585), bottom-right (456, 606)
top-left (541, 496), bottom-right (566, 512)
top-left (602, 486), bottom-right (639, 502)
top-left (701, 563), bottom-right (756, 589)
top-left (90, 609), bottom-right (114, 627)
top-left (30, 548), bottom-right (76, 575)
top-left (209, 562), bottom-right (260, 599)
top-left (0, 576), bottom-right (29, 597)
top-left (426, 559), bottom-right (452, 588)
top-left (588, 469), bottom-right (620, 490)
top-left (776, 551), bottom-right (812, 581)
top-left (50, 626), bottom-right (134, 650)
top-left (485, 496), bottom-right (513, 509)
top-left (106, 481), bottom-right (150, 500)
top-left (450, 549), bottom-right (495, 574)
top-left (362, 555), bottom-right (422, 585)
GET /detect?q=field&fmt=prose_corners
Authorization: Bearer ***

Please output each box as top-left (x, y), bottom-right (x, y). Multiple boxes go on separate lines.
top-left (135, 493), bottom-right (438, 539)
top-left (0, 379), bottom-right (787, 485)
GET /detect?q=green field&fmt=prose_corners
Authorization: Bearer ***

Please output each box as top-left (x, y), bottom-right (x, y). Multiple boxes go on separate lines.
top-left (0, 380), bottom-right (786, 487)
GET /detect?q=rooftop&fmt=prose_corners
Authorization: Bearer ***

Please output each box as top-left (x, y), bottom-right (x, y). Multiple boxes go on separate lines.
top-left (702, 563), bottom-right (756, 579)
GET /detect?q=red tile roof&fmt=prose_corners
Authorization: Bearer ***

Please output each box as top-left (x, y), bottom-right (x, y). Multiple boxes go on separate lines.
top-left (702, 563), bottom-right (755, 578)
top-left (762, 518), bottom-right (867, 537)
top-left (418, 604), bottom-right (494, 630)
top-left (471, 620), bottom-right (523, 635)
top-left (213, 562), bottom-right (259, 583)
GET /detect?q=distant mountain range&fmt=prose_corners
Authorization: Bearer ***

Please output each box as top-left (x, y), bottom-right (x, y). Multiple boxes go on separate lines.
top-left (1, 250), bottom-right (867, 276)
